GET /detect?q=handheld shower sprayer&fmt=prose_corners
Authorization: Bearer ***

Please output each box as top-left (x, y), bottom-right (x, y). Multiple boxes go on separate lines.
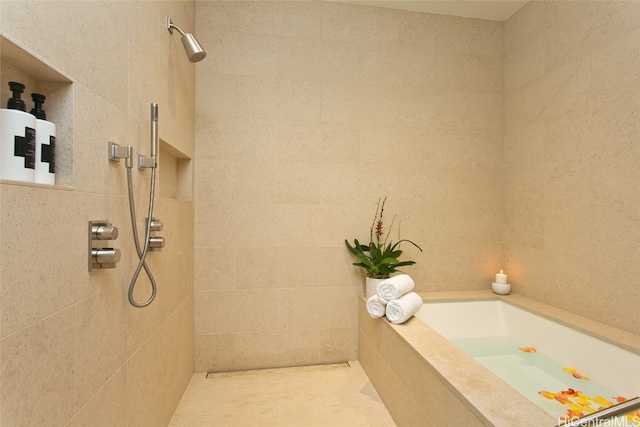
top-left (151, 103), bottom-right (158, 160)
top-left (125, 103), bottom-right (161, 308)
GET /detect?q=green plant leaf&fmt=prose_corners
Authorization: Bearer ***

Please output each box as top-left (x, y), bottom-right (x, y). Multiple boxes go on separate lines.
top-left (391, 239), bottom-right (423, 252)
top-left (354, 253), bottom-right (372, 266)
top-left (393, 261), bottom-right (416, 267)
top-left (353, 239), bottom-right (370, 252)
top-left (345, 239), bottom-right (357, 252)
top-left (387, 250), bottom-right (403, 258)
top-left (378, 266), bottom-right (395, 275)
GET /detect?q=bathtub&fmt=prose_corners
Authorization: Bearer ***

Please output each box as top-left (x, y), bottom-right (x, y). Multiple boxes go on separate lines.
top-left (416, 299), bottom-right (640, 422)
top-left (358, 291), bottom-right (640, 427)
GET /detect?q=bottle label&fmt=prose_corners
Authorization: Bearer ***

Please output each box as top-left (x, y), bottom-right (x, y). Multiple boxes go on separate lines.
top-left (42, 135), bottom-right (56, 173)
top-left (14, 126), bottom-right (35, 169)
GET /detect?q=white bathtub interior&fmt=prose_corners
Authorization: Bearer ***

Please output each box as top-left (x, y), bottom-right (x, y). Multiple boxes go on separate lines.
top-left (415, 300), bottom-right (640, 422)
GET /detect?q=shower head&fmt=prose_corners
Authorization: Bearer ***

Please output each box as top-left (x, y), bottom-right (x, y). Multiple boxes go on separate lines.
top-left (167, 17), bottom-right (207, 63)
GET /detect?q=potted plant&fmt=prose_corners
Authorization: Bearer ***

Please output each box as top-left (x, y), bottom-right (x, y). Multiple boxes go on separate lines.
top-left (345, 197), bottom-right (422, 297)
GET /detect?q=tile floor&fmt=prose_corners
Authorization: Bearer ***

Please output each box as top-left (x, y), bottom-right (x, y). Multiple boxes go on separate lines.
top-left (169, 361), bottom-right (396, 426)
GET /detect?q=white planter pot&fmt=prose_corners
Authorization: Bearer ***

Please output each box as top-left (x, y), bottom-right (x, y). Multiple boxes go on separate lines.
top-left (365, 277), bottom-right (386, 299)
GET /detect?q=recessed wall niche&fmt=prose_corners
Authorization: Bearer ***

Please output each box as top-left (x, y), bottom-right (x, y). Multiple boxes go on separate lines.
top-left (159, 139), bottom-right (192, 200)
top-left (0, 35), bottom-right (73, 188)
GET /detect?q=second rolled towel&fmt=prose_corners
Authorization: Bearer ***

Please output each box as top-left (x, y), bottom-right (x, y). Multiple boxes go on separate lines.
top-left (385, 292), bottom-right (423, 324)
top-left (377, 274), bottom-right (414, 301)
top-left (366, 295), bottom-right (388, 318)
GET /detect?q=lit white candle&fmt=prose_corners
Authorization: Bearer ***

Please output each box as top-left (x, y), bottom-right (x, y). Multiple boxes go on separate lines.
top-left (495, 270), bottom-right (508, 284)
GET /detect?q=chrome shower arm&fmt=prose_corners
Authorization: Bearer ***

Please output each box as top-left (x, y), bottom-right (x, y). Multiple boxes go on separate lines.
top-left (167, 17), bottom-right (186, 37)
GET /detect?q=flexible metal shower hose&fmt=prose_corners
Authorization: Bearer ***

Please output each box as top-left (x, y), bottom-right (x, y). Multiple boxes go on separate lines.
top-left (126, 166), bottom-right (157, 307)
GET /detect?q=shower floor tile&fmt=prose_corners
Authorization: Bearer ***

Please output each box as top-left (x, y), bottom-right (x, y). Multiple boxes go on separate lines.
top-left (169, 361), bottom-right (395, 426)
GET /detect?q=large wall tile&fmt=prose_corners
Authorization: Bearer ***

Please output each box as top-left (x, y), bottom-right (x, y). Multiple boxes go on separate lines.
top-left (1, 308), bottom-right (75, 426)
top-left (75, 286), bottom-right (128, 408)
top-left (195, 289), bottom-right (278, 335)
top-left (67, 367), bottom-right (127, 427)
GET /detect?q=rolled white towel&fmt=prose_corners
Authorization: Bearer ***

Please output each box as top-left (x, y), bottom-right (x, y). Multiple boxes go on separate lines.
top-left (366, 295), bottom-right (388, 318)
top-left (377, 274), bottom-right (414, 301)
top-left (385, 292), bottom-right (423, 324)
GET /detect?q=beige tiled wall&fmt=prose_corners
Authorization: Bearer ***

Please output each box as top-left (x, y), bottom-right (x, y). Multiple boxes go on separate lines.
top-left (503, 1), bottom-right (640, 335)
top-left (0, 1), bottom-right (195, 426)
top-left (194, 1), bottom-right (505, 372)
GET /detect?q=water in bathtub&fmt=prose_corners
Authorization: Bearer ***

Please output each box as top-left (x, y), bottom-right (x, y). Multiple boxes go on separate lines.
top-left (451, 336), bottom-right (640, 425)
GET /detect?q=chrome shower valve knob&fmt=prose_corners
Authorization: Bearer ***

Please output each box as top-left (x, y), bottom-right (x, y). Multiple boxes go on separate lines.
top-left (149, 236), bottom-right (165, 249)
top-left (149, 218), bottom-right (163, 231)
top-left (91, 223), bottom-right (118, 240)
top-left (92, 248), bottom-right (121, 266)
